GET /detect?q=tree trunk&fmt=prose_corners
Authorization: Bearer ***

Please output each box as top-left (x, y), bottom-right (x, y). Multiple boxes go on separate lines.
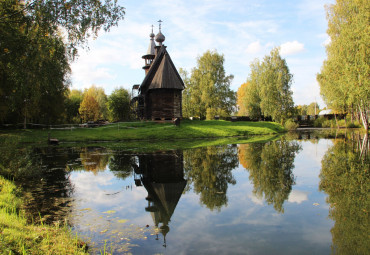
top-left (358, 103), bottom-right (369, 131)
top-left (334, 113), bottom-right (339, 129)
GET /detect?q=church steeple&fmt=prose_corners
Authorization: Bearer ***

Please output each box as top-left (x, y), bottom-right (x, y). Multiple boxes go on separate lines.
top-left (142, 25), bottom-right (156, 74)
top-left (147, 25), bottom-right (156, 55)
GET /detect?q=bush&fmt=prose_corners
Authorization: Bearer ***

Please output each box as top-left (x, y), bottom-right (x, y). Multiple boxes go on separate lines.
top-left (314, 117), bottom-right (325, 127)
top-left (284, 119), bottom-right (299, 131)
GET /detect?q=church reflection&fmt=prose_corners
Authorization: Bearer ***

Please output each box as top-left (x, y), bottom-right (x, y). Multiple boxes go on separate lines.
top-left (132, 150), bottom-right (186, 247)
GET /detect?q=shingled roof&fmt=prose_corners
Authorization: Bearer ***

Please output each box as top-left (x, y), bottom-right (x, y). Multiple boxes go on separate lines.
top-left (140, 46), bottom-right (185, 92)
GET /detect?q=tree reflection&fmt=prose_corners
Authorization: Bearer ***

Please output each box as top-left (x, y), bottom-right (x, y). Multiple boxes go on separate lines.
top-left (5, 146), bottom-right (80, 224)
top-left (319, 134), bottom-right (369, 254)
top-left (79, 147), bottom-right (110, 174)
top-left (108, 152), bottom-right (136, 180)
top-left (238, 139), bottom-right (301, 213)
top-left (184, 145), bottom-right (238, 211)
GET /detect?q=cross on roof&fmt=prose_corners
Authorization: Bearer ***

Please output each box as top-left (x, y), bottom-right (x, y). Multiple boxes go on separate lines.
top-left (158, 20), bottom-right (163, 31)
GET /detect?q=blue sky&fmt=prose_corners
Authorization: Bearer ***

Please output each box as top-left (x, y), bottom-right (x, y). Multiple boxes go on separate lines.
top-left (70, 0), bottom-right (334, 107)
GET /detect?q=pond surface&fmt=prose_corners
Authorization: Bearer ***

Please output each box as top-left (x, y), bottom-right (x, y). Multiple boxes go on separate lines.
top-left (7, 131), bottom-right (370, 254)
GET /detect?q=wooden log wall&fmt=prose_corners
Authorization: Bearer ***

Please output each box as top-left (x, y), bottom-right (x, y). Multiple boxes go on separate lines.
top-left (146, 89), bottom-right (182, 120)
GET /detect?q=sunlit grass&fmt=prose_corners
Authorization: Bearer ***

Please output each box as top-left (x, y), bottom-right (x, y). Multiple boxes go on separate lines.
top-left (0, 120), bottom-right (285, 145)
top-left (0, 176), bottom-right (88, 254)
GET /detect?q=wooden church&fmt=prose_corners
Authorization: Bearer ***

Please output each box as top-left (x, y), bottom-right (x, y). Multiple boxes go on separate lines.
top-left (132, 22), bottom-right (185, 120)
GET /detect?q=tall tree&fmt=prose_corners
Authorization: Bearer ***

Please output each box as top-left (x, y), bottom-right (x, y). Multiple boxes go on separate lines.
top-left (317, 0), bottom-right (369, 130)
top-left (237, 48), bottom-right (294, 123)
top-left (79, 94), bottom-right (100, 122)
top-left (236, 82), bottom-right (248, 116)
top-left (107, 87), bottom-right (131, 122)
top-left (0, 0), bottom-right (125, 125)
top-left (81, 85), bottom-right (108, 120)
top-left (0, 1), bottom-right (71, 125)
top-left (237, 59), bottom-right (263, 119)
top-left (259, 48), bottom-right (294, 123)
top-left (182, 50), bottom-right (236, 119)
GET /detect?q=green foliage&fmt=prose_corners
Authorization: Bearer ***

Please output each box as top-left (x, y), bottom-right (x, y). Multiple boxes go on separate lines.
top-left (107, 87), bottom-right (131, 122)
top-left (319, 137), bottom-right (369, 254)
top-left (307, 102), bottom-right (320, 115)
top-left (181, 51), bottom-right (236, 119)
top-left (259, 48), bottom-right (295, 123)
top-left (317, 0), bottom-right (369, 130)
top-left (284, 119), bottom-right (299, 131)
top-left (0, 0), bottom-right (70, 125)
top-left (19, 0), bottom-right (125, 58)
top-left (314, 117), bottom-right (325, 127)
top-left (65, 89), bottom-right (83, 123)
top-left (0, 0), bottom-right (125, 125)
top-left (238, 48), bottom-right (294, 123)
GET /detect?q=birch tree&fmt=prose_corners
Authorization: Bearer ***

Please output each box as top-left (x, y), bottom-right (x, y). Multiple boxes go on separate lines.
top-left (317, 0), bottom-right (369, 130)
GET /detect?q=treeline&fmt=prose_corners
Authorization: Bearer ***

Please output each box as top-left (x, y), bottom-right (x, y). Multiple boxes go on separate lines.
top-left (0, 0), bottom-right (125, 126)
top-left (317, 0), bottom-right (369, 130)
top-left (66, 86), bottom-right (131, 123)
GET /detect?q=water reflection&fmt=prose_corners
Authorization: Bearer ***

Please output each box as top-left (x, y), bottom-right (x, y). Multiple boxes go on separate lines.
top-left (109, 151), bottom-right (136, 180)
top-left (22, 147), bottom-right (79, 224)
top-left (238, 139), bottom-right (302, 212)
top-left (79, 147), bottom-right (110, 174)
top-left (319, 134), bottom-right (369, 254)
top-left (184, 145), bottom-right (238, 211)
top-left (132, 151), bottom-right (186, 247)
top-left (0, 132), bottom-right (368, 254)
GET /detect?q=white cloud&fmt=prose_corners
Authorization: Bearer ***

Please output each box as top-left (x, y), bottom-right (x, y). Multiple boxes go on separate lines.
top-left (288, 190), bottom-right (309, 204)
top-left (245, 41), bottom-right (262, 54)
top-left (69, 0), bottom-right (333, 104)
top-left (280, 41), bottom-right (305, 56)
top-left (248, 193), bottom-right (264, 205)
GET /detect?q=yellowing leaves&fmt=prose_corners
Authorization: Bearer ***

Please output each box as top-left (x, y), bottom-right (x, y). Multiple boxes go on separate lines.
top-left (102, 210), bottom-right (116, 214)
top-left (117, 219), bottom-right (128, 224)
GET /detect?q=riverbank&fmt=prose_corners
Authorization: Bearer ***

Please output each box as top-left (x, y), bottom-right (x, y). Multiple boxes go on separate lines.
top-left (0, 176), bottom-right (88, 254)
top-left (0, 120), bottom-right (285, 145)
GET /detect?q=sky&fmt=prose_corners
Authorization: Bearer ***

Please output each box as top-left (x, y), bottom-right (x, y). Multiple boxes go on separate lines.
top-left (70, 0), bottom-right (335, 107)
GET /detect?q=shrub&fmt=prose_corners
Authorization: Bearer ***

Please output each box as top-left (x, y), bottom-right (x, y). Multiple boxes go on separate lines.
top-left (284, 119), bottom-right (299, 131)
top-left (346, 119), bottom-right (361, 128)
top-left (322, 119), bottom-right (334, 128)
top-left (314, 117), bottom-right (325, 127)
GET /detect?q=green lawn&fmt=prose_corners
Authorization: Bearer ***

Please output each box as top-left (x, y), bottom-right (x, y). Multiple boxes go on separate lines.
top-left (0, 120), bottom-right (285, 145)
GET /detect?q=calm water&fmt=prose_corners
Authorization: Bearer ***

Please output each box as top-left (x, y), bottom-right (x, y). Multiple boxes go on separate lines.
top-left (5, 131), bottom-right (369, 254)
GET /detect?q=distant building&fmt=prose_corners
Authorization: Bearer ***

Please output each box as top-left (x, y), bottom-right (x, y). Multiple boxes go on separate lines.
top-left (318, 109), bottom-right (332, 115)
top-left (132, 22), bottom-right (185, 120)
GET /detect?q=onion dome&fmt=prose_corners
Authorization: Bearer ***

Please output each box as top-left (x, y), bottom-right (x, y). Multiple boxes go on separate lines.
top-left (155, 20), bottom-right (165, 46)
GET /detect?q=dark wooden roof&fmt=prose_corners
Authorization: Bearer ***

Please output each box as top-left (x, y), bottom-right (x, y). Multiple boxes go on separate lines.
top-left (140, 46), bottom-right (185, 93)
